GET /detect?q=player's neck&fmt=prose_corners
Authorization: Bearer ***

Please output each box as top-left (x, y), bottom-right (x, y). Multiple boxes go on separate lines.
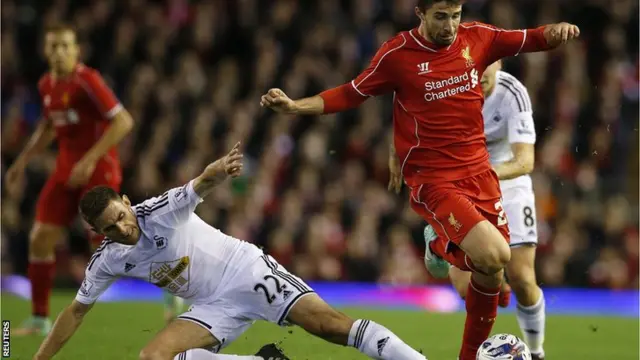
top-left (417, 25), bottom-right (434, 44)
top-left (484, 84), bottom-right (496, 98)
top-left (51, 64), bottom-right (77, 79)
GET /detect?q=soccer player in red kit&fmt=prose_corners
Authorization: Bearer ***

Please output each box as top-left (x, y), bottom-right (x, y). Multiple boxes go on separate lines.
top-left (260, 1), bottom-right (579, 358)
top-left (4, 25), bottom-right (134, 335)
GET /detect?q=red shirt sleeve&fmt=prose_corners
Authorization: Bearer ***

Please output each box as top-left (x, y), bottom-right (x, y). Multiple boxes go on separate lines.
top-left (320, 35), bottom-right (406, 114)
top-left (77, 69), bottom-right (122, 119)
top-left (467, 23), bottom-right (551, 65)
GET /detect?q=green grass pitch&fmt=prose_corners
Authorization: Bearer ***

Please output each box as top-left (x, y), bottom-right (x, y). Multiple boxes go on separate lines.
top-left (2, 292), bottom-right (638, 359)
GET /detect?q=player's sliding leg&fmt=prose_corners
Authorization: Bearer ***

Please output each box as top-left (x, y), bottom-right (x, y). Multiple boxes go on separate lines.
top-left (287, 293), bottom-right (427, 359)
top-left (173, 344), bottom-right (288, 360)
top-left (457, 220), bottom-right (511, 360)
top-left (140, 318), bottom-right (221, 360)
top-left (141, 318), bottom-right (288, 360)
top-left (163, 291), bottom-right (185, 323)
top-left (507, 245), bottom-right (545, 359)
top-left (15, 222), bottom-right (66, 336)
top-left (173, 348), bottom-right (261, 360)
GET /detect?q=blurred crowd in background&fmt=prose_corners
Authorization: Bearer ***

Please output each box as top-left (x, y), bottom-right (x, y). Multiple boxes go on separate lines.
top-left (1, 0), bottom-right (639, 289)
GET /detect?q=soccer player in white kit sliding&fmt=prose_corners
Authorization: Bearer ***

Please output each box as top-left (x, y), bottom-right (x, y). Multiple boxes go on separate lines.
top-left (418, 61), bottom-right (546, 359)
top-left (33, 143), bottom-right (428, 360)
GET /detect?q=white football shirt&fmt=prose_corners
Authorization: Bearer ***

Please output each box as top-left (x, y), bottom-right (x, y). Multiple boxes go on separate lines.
top-left (75, 180), bottom-right (262, 305)
top-left (482, 70), bottom-right (536, 190)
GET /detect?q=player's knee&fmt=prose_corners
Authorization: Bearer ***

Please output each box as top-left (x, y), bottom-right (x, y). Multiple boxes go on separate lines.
top-left (29, 224), bottom-right (63, 258)
top-left (482, 241), bottom-right (510, 275)
top-left (138, 346), bottom-right (170, 360)
top-left (507, 266), bottom-right (537, 297)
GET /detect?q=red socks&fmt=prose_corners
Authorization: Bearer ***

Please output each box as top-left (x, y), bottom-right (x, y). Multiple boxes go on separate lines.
top-left (459, 277), bottom-right (500, 360)
top-left (28, 262), bottom-right (56, 317)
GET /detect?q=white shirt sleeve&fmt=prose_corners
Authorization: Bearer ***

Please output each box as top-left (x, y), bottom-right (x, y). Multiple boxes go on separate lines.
top-left (502, 77), bottom-right (536, 145)
top-left (507, 110), bottom-right (536, 145)
top-left (75, 248), bottom-right (117, 305)
top-left (137, 180), bottom-right (204, 228)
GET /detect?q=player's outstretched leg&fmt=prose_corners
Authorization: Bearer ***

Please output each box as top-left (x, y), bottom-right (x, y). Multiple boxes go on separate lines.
top-left (507, 246), bottom-right (545, 359)
top-left (174, 344), bottom-right (289, 359)
top-left (163, 291), bottom-right (185, 324)
top-left (140, 318), bottom-right (222, 360)
top-left (173, 348), bottom-right (266, 360)
top-left (287, 293), bottom-right (427, 359)
top-left (425, 224), bottom-right (511, 307)
top-left (457, 221), bottom-right (510, 360)
top-left (15, 222), bottom-right (66, 336)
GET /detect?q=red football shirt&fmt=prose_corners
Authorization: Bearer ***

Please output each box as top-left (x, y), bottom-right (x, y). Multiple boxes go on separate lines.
top-left (38, 64), bottom-right (123, 181)
top-left (320, 22), bottom-right (551, 186)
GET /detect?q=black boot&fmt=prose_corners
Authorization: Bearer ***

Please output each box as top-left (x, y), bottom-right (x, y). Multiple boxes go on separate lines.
top-left (255, 343), bottom-right (290, 360)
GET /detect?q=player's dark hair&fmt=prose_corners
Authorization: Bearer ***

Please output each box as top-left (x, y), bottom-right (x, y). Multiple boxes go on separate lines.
top-left (79, 186), bottom-right (121, 227)
top-left (417, 0), bottom-right (464, 11)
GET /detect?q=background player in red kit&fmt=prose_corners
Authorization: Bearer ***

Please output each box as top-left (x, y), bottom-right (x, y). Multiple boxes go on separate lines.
top-left (260, 0), bottom-right (579, 358)
top-left (4, 25), bottom-right (134, 335)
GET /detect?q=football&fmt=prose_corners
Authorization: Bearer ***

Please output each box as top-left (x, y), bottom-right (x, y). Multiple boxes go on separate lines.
top-left (476, 333), bottom-right (532, 360)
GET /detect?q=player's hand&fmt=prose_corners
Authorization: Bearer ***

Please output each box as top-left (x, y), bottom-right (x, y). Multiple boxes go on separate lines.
top-left (214, 142), bottom-right (244, 178)
top-left (67, 158), bottom-right (97, 188)
top-left (5, 160), bottom-right (26, 193)
top-left (544, 22), bottom-right (580, 47)
top-left (388, 152), bottom-right (403, 194)
top-left (260, 88), bottom-right (297, 114)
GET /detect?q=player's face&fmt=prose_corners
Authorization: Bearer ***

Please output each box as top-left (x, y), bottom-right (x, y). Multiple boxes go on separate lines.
top-left (481, 61), bottom-right (502, 97)
top-left (44, 30), bottom-right (79, 74)
top-left (93, 196), bottom-right (140, 245)
top-left (417, 3), bottom-right (462, 46)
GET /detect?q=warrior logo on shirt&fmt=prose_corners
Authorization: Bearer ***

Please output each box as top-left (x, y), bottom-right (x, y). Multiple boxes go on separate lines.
top-left (150, 256), bottom-right (190, 294)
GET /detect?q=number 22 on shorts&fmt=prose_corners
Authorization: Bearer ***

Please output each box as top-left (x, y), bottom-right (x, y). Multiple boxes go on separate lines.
top-left (494, 201), bottom-right (508, 226)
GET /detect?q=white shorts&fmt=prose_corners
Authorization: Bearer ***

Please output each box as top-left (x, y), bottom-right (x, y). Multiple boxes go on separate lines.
top-left (502, 186), bottom-right (538, 247)
top-left (177, 254), bottom-right (314, 353)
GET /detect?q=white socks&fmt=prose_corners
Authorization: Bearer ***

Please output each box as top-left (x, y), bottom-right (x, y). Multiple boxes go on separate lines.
top-left (348, 319), bottom-right (427, 360)
top-left (516, 293), bottom-right (546, 356)
top-left (174, 349), bottom-right (261, 359)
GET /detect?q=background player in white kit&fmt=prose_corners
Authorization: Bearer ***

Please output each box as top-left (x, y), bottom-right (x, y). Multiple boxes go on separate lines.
top-left (416, 61), bottom-right (546, 359)
top-left (33, 143), bottom-right (427, 360)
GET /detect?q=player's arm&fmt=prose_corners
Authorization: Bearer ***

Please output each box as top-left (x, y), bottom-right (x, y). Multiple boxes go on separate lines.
top-left (261, 37), bottom-right (401, 115)
top-left (493, 143), bottom-right (534, 180)
top-left (150, 142), bottom-right (243, 228)
top-left (11, 118), bottom-right (56, 167)
top-left (480, 22), bottom-right (580, 64)
top-left (33, 300), bottom-right (93, 360)
top-left (34, 256), bottom-right (115, 360)
top-left (79, 71), bottom-right (134, 164)
top-left (493, 96), bottom-right (536, 180)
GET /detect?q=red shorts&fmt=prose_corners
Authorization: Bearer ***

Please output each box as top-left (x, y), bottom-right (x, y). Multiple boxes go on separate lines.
top-left (409, 169), bottom-right (510, 271)
top-left (35, 169), bottom-right (121, 228)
